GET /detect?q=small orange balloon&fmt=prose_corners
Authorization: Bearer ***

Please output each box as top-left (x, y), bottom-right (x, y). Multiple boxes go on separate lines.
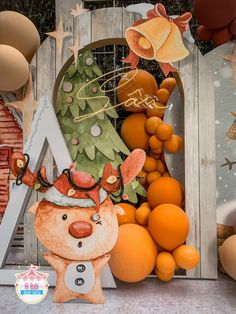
top-left (149, 135), bottom-right (163, 150)
top-left (164, 134), bottom-right (183, 153)
top-left (155, 268), bottom-right (174, 282)
top-left (156, 252), bottom-right (176, 274)
top-left (160, 77), bottom-right (177, 94)
top-left (172, 245), bottom-right (200, 270)
top-left (156, 123), bottom-right (173, 141)
top-left (145, 116), bottom-right (162, 135)
top-left (143, 156), bottom-right (157, 172)
top-left (116, 203), bottom-right (136, 225)
top-left (156, 88), bottom-right (170, 104)
top-left (146, 102), bottom-right (166, 118)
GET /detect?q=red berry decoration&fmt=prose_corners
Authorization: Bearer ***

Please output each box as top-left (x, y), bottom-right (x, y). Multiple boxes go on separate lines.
top-left (197, 25), bottom-right (213, 41)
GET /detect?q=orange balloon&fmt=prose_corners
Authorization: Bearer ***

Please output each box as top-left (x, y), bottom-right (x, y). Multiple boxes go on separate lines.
top-left (156, 123), bottom-right (173, 141)
top-left (148, 204), bottom-right (189, 251)
top-left (173, 245), bottom-right (200, 270)
top-left (155, 268), bottom-right (174, 281)
top-left (147, 171), bottom-right (161, 184)
top-left (156, 252), bottom-right (176, 274)
top-left (149, 135), bottom-right (163, 150)
top-left (109, 224), bottom-right (157, 282)
top-left (164, 135), bottom-right (183, 153)
top-left (143, 156), bottom-right (157, 172)
top-left (156, 88), bottom-right (170, 104)
top-left (135, 206), bottom-right (151, 225)
top-left (121, 113), bottom-right (149, 150)
top-left (147, 177), bottom-right (183, 208)
top-left (160, 77), bottom-right (177, 93)
top-left (146, 102), bottom-right (166, 118)
top-left (145, 116), bottom-right (162, 135)
top-left (116, 203), bottom-right (136, 225)
top-left (117, 69), bottom-right (158, 112)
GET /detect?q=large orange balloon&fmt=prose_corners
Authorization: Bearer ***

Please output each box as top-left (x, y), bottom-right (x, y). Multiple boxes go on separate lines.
top-left (109, 224), bottom-right (157, 282)
top-left (148, 204), bottom-right (189, 251)
top-left (0, 11), bottom-right (40, 62)
top-left (117, 69), bottom-right (158, 112)
top-left (121, 113), bottom-right (149, 150)
top-left (147, 177), bottom-right (184, 208)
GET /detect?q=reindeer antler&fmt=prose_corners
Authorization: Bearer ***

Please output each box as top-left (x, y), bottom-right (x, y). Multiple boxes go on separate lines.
top-left (10, 152), bottom-right (52, 192)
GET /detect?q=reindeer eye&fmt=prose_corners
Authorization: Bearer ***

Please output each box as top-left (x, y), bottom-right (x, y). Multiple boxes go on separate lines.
top-left (62, 214), bottom-right (67, 221)
top-left (91, 213), bottom-right (100, 222)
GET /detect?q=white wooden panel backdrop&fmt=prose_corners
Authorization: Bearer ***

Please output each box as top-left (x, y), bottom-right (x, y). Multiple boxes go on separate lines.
top-left (21, 1), bottom-right (217, 279)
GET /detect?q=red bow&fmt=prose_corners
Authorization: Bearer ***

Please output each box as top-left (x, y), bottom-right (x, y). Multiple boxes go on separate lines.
top-left (123, 3), bottom-right (192, 76)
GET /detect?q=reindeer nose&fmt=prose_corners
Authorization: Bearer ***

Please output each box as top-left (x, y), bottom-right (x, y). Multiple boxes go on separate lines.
top-left (69, 221), bottom-right (93, 238)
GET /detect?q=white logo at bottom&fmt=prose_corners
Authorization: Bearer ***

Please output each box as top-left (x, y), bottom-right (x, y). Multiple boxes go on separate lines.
top-left (15, 264), bottom-right (49, 304)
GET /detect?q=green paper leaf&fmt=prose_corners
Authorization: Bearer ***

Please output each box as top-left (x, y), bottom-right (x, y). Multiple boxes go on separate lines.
top-left (61, 104), bottom-right (69, 116)
top-left (67, 65), bottom-right (77, 79)
top-left (69, 103), bottom-right (80, 118)
top-left (84, 145), bottom-right (96, 160)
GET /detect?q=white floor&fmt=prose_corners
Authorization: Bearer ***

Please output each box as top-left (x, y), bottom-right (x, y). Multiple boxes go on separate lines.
top-left (0, 274), bottom-right (235, 314)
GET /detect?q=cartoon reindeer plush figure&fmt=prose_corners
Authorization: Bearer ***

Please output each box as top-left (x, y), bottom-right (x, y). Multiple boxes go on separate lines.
top-left (10, 149), bottom-right (145, 303)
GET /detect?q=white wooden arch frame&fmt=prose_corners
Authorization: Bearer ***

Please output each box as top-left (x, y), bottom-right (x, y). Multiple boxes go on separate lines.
top-left (0, 3), bottom-right (217, 284)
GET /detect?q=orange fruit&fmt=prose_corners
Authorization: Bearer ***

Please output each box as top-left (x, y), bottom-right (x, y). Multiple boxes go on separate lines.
top-left (163, 171), bottom-right (170, 177)
top-left (156, 252), bottom-right (176, 274)
top-left (135, 206), bottom-right (151, 225)
top-left (156, 160), bottom-right (166, 174)
top-left (117, 69), bottom-right (158, 112)
top-left (156, 88), bottom-right (170, 104)
top-left (143, 156), bottom-right (157, 172)
top-left (145, 116), bottom-right (162, 135)
top-left (156, 124), bottom-right (173, 141)
top-left (148, 204), bottom-right (189, 251)
top-left (164, 135), bottom-right (183, 153)
top-left (161, 153), bottom-right (165, 162)
top-left (147, 171), bottom-right (161, 184)
top-left (147, 177), bottom-right (183, 208)
top-left (109, 224), bottom-right (158, 282)
top-left (149, 135), bottom-right (163, 150)
top-left (146, 102), bottom-right (165, 118)
top-left (155, 268), bottom-right (174, 282)
top-left (116, 203), bottom-right (136, 225)
top-left (121, 113), bottom-right (149, 150)
top-left (137, 170), bottom-right (147, 185)
top-left (173, 245), bottom-right (200, 270)
top-left (160, 77), bottom-right (177, 93)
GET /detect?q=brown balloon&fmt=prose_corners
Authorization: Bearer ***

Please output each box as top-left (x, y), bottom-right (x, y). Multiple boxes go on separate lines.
top-left (197, 25), bottom-right (213, 41)
top-left (0, 45), bottom-right (29, 92)
top-left (193, 0), bottom-right (236, 30)
top-left (0, 11), bottom-right (40, 63)
top-left (212, 27), bottom-right (232, 46)
top-left (219, 235), bottom-right (236, 280)
top-left (230, 18), bottom-right (236, 36)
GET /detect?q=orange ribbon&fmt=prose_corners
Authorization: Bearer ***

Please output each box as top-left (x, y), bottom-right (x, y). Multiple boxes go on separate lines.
top-left (123, 3), bottom-right (192, 76)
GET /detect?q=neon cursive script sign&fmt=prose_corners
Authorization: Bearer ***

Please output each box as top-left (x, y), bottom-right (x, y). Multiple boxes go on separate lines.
top-left (74, 66), bottom-right (167, 123)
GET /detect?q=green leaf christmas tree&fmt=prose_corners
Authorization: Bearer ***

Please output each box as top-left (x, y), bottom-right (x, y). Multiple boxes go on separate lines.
top-left (56, 50), bottom-right (145, 203)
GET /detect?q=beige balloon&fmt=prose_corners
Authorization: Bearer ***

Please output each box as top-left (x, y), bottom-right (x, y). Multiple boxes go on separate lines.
top-left (0, 11), bottom-right (40, 63)
top-left (0, 45), bottom-right (29, 92)
top-left (219, 235), bottom-right (236, 280)
top-left (233, 219), bottom-right (236, 233)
